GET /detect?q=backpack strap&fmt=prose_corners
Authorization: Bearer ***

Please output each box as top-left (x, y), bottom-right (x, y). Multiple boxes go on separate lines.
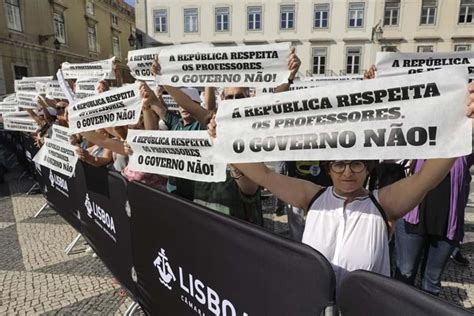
top-left (306, 187), bottom-right (327, 211)
top-left (368, 192), bottom-right (390, 237)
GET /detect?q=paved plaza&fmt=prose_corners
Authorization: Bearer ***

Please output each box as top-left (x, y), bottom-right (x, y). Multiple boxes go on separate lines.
top-left (0, 155), bottom-right (473, 314)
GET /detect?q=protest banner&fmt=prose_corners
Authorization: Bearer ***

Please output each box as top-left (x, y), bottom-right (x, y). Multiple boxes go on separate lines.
top-left (61, 57), bottom-right (115, 79)
top-left (3, 116), bottom-right (38, 132)
top-left (0, 102), bottom-right (19, 114)
top-left (51, 125), bottom-right (71, 143)
top-left (127, 129), bottom-right (226, 182)
top-left (33, 138), bottom-right (78, 177)
top-left (161, 94), bottom-right (179, 111)
top-left (156, 42), bottom-right (291, 87)
top-left (16, 91), bottom-right (38, 109)
top-left (2, 111), bottom-right (30, 117)
top-left (2, 94), bottom-right (17, 102)
top-left (56, 69), bottom-right (76, 103)
top-left (45, 81), bottom-right (67, 100)
top-left (68, 82), bottom-right (141, 133)
top-left (127, 47), bottom-right (163, 81)
top-left (35, 82), bottom-right (48, 94)
top-left (74, 77), bottom-right (101, 99)
top-left (376, 52), bottom-right (474, 82)
top-left (15, 76), bottom-right (53, 92)
top-left (257, 75), bottom-right (364, 95)
top-left (213, 67), bottom-right (471, 163)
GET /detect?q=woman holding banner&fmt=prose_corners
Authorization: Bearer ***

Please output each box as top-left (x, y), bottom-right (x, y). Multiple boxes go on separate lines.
top-left (207, 82), bottom-right (474, 288)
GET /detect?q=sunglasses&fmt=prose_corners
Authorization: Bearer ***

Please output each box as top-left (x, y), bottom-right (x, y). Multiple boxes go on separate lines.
top-left (224, 93), bottom-right (246, 100)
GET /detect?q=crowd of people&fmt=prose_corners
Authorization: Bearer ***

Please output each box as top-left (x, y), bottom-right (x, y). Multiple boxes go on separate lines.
top-left (4, 47), bottom-right (474, 299)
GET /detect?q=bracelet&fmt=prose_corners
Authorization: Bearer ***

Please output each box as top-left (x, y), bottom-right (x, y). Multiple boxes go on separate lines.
top-left (288, 78), bottom-right (294, 85)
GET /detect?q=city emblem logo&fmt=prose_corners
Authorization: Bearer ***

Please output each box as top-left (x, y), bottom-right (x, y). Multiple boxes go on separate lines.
top-left (153, 248), bottom-right (176, 290)
top-left (85, 193), bottom-right (93, 218)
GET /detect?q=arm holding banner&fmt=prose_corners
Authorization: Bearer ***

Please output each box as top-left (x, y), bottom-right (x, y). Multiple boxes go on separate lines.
top-left (80, 131), bottom-right (127, 156)
top-left (379, 158), bottom-right (456, 221)
top-left (76, 145), bottom-right (113, 167)
top-left (204, 87), bottom-right (216, 112)
top-left (151, 58), bottom-right (210, 126)
top-left (163, 85), bottom-right (209, 126)
top-left (274, 48), bottom-right (301, 93)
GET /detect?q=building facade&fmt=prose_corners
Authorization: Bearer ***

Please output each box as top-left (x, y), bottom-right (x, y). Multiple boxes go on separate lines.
top-left (135, 0), bottom-right (474, 77)
top-left (0, 0), bottom-right (136, 94)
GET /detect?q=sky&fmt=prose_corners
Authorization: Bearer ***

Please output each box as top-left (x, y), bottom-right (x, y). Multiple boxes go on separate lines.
top-left (124, 0), bottom-right (135, 6)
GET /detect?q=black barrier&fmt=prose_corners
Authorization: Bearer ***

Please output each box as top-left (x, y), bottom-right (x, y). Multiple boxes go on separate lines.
top-left (338, 270), bottom-right (471, 316)
top-left (78, 162), bottom-right (136, 299)
top-left (42, 164), bottom-right (82, 231)
top-left (127, 181), bottom-right (336, 316)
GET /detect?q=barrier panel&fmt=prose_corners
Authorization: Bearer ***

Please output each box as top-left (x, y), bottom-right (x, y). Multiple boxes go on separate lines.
top-left (77, 162), bottom-right (137, 299)
top-left (43, 163), bottom-right (83, 231)
top-left (127, 181), bottom-right (336, 315)
top-left (338, 270), bottom-right (471, 316)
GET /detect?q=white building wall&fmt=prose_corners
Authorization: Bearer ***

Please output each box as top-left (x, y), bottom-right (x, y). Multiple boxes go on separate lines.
top-left (135, 0), bottom-right (474, 76)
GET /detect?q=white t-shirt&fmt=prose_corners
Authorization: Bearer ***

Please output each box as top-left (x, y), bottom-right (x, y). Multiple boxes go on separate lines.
top-left (302, 187), bottom-right (390, 288)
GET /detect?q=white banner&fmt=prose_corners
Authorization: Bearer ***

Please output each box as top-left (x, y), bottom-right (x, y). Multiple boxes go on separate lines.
top-left (0, 102), bottom-right (19, 114)
top-left (127, 129), bottom-right (226, 182)
top-left (45, 81), bottom-right (67, 100)
top-left (68, 82), bottom-right (141, 133)
top-left (3, 116), bottom-right (38, 132)
top-left (256, 76), bottom-right (362, 95)
top-left (161, 94), bottom-right (179, 111)
top-left (15, 76), bottom-right (53, 93)
top-left (156, 42), bottom-right (291, 87)
top-left (127, 47), bottom-right (163, 81)
top-left (376, 52), bottom-right (474, 82)
top-left (56, 69), bottom-right (76, 103)
top-left (16, 91), bottom-right (38, 109)
top-left (213, 67), bottom-right (471, 162)
top-left (51, 125), bottom-right (71, 143)
top-left (32, 138), bottom-right (78, 177)
top-left (61, 57), bottom-right (115, 79)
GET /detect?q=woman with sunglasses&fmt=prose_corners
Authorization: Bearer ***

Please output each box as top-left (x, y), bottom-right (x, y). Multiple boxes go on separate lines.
top-left (207, 82), bottom-right (474, 288)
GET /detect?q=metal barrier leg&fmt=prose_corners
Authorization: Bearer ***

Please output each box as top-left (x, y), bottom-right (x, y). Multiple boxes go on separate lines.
top-left (26, 183), bottom-right (39, 195)
top-left (19, 170), bottom-right (29, 181)
top-left (33, 203), bottom-right (48, 218)
top-left (64, 234), bottom-right (82, 255)
top-left (124, 301), bottom-right (140, 316)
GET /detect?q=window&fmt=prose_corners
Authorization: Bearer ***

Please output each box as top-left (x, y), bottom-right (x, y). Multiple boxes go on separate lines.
top-left (53, 12), bottom-right (66, 44)
top-left (86, 0), bottom-right (94, 16)
top-left (87, 25), bottom-right (97, 52)
top-left (5, 0), bottom-right (22, 32)
top-left (215, 7), bottom-right (230, 32)
top-left (280, 5), bottom-right (295, 30)
top-left (13, 65), bottom-right (28, 80)
top-left (455, 44), bottom-right (471, 51)
top-left (348, 2), bottom-right (364, 28)
top-left (112, 14), bottom-right (118, 27)
top-left (154, 9), bottom-right (167, 33)
top-left (184, 8), bottom-right (198, 33)
top-left (312, 47), bottom-right (327, 75)
top-left (384, 0), bottom-right (400, 26)
top-left (381, 46), bottom-right (397, 52)
top-left (346, 47), bottom-right (361, 74)
top-left (247, 6), bottom-right (262, 31)
top-left (459, 0), bottom-right (474, 24)
top-left (113, 36), bottom-right (121, 58)
top-left (314, 4), bottom-right (329, 28)
top-left (417, 45), bottom-right (433, 52)
top-left (420, 0), bottom-right (437, 25)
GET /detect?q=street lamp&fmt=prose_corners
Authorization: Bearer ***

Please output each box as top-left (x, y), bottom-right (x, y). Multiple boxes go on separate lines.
top-left (128, 33), bottom-right (136, 47)
top-left (39, 34), bottom-right (61, 50)
top-left (371, 21), bottom-right (384, 43)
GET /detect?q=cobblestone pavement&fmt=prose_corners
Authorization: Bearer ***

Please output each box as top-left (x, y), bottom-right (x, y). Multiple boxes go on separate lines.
top-left (0, 155), bottom-right (473, 313)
